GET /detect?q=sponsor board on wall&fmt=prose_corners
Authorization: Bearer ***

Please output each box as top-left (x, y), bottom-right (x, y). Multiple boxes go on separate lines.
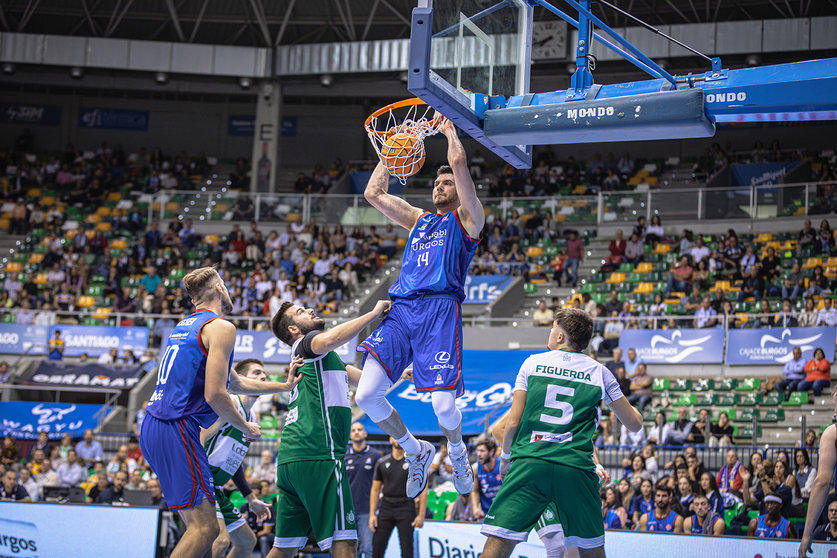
top-left (48, 325), bottom-right (149, 358)
top-left (463, 275), bottom-right (514, 304)
top-left (726, 327), bottom-right (836, 365)
top-left (618, 328), bottom-right (725, 364)
top-left (78, 107), bottom-right (149, 130)
top-left (28, 361), bottom-right (145, 389)
top-left (0, 324), bottom-right (49, 355)
top-left (0, 103), bottom-right (62, 125)
top-left (0, 402), bottom-right (105, 439)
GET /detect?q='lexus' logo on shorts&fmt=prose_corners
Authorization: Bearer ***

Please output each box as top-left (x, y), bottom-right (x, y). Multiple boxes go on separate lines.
top-left (435, 351), bottom-right (451, 364)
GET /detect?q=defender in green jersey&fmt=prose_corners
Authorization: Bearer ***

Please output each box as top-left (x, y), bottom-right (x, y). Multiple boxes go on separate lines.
top-left (481, 309), bottom-right (643, 558)
top-left (201, 358), bottom-right (301, 558)
top-left (268, 299), bottom-right (392, 558)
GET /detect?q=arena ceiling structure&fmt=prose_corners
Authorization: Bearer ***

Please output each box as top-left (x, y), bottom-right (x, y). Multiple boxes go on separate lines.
top-left (0, 1), bottom-right (835, 101)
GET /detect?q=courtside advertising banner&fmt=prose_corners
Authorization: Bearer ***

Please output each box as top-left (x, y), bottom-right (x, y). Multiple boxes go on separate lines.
top-left (0, 402), bottom-right (104, 439)
top-left (78, 107), bottom-right (149, 130)
top-left (0, 502), bottom-right (159, 557)
top-left (48, 325), bottom-right (149, 358)
top-left (618, 329), bottom-right (725, 364)
top-left (463, 275), bottom-right (514, 304)
top-left (363, 350), bottom-right (538, 436)
top-left (233, 329), bottom-right (357, 364)
top-left (28, 361), bottom-right (146, 389)
top-left (0, 103), bottom-right (62, 125)
top-left (0, 324), bottom-right (48, 355)
top-left (726, 326), bottom-right (837, 365)
top-left (395, 521), bottom-right (835, 558)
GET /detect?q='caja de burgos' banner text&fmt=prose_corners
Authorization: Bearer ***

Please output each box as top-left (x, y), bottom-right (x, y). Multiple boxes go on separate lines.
top-left (726, 326), bottom-right (836, 365)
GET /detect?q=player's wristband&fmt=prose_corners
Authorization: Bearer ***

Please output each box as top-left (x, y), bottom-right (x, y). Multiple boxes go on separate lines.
top-left (595, 464), bottom-right (605, 475)
top-left (501, 451), bottom-right (511, 461)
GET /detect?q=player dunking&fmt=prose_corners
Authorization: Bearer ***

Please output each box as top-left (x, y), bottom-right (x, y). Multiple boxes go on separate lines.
top-left (356, 117), bottom-right (484, 498)
top-left (480, 309), bottom-right (643, 558)
top-left (140, 267), bottom-right (299, 558)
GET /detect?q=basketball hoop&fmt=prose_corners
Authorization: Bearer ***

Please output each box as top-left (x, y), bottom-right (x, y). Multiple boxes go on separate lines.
top-left (364, 98), bottom-right (445, 185)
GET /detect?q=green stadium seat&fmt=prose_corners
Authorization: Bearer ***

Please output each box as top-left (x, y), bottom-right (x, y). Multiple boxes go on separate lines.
top-left (713, 393), bottom-right (736, 406)
top-left (524, 283), bottom-right (537, 294)
top-left (734, 409), bottom-right (759, 423)
top-left (761, 409), bottom-right (785, 423)
top-left (735, 378), bottom-right (761, 391)
top-left (783, 392), bottom-right (808, 406)
top-left (715, 378), bottom-right (737, 391)
top-left (736, 393), bottom-right (761, 406)
top-left (693, 378), bottom-right (714, 392)
top-left (761, 392), bottom-right (781, 406)
top-left (642, 408), bottom-right (658, 422)
top-left (670, 379), bottom-right (692, 392)
top-left (672, 393), bottom-right (697, 407)
top-left (652, 378), bottom-right (670, 392)
top-left (261, 416), bottom-right (278, 429)
top-left (694, 393), bottom-right (714, 406)
top-left (734, 425), bottom-right (762, 439)
top-left (229, 490), bottom-right (246, 509)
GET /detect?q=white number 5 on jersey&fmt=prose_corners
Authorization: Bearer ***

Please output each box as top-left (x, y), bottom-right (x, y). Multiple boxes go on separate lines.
top-left (541, 384), bottom-right (574, 425)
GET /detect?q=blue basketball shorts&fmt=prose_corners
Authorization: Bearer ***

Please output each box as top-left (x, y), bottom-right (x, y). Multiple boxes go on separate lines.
top-left (358, 295), bottom-right (464, 395)
top-left (140, 414), bottom-right (215, 511)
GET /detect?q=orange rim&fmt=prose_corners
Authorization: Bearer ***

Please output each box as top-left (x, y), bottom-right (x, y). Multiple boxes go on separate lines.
top-left (364, 97), bottom-right (443, 137)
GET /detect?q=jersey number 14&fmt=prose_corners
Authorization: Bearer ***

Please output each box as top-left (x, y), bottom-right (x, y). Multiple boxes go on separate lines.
top-left (416, 252), bottom-right (430, 267)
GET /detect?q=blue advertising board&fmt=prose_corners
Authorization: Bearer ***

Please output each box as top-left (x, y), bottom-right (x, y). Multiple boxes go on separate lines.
top-left (0, 324), bottom-right (48, 355)
top-left (618, 329), bottom-right (726, 364)
top-left (233, 329), bottom-right (356, 364)
top-left (228, 115), bottom-right (255, 136)
top-left (78, 107), bottom-right (149, 130)
top-left (0, 402), bottom-right (105, 439)
top-left (281, 116), bottom-right (297, 136)
top-left (725, 326), bottom-right (837, 365)
top-left (463, 275), bottom-right (514, 304)
top-left (0, 103), bottom-right (62, 125)
top-left (48, 325), bottom-right (149, 358)
top-left (362, 350), bottom-right (537, 436)
top-left (730, 161), bottom-right (800, 187)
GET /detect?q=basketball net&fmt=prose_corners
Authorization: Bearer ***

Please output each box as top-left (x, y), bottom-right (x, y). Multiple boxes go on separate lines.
top-left (364, 98), bottom-right (445, 185)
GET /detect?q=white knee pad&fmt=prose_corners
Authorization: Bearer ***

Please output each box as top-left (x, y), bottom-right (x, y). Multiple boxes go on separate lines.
top-left (538, 527), bottom-right (566, 558)
top-left (355, 358), bottom-right (395, 423)
top-left (430, 390), bottom-right (462, 431)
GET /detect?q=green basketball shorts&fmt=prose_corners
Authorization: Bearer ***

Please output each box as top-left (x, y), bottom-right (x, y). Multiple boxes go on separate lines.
top-left (273, 459), bottom-right (357, 551)
top-left (215, 489), bottom-right (246, 533)
top-left (481, 457), bottom-right (604, 549)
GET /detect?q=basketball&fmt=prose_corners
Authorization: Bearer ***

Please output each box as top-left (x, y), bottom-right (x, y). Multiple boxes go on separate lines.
top-left (380, 132), bottom-right (425, 178)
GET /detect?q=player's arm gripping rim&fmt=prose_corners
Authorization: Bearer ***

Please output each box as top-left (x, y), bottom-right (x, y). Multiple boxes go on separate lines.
top-left (440, 118), bottom-right (485, 238)
top-left (310, 300), bottom-right (392, 356)
top-left (229, 355), bottom-right (302, 395)
top-left (202, 319), bottom-right (261, 439)
top-left (364, 162), bottom-right (424, 231)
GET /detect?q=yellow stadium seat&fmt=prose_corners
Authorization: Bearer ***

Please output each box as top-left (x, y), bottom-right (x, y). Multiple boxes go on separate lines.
top-left (106, 192), bottom-right (122, 202)
top-left (606, 272), bottom-right (625, 284)
top-left (4, 262), bottom-right (22, 273)
top-left (151, 202), bottom-right (161, 211)
top-left (85, 214), bottom-right (101, 224)
top-left (634, 262), bottom-right (653, 273)
top-left (26, 188), bottom-right (41, 198)
top-left (286, 213), bottom-right (302, 223)
top-left (33, 273), bottom-right (48, 285)
top-left (214, 203), bottom-right (230, 212)
top-left (95, 207), bottom-right (111, 217)
top-left (572, 186), bottom-right (586, 195)
top-left (96, 222), bottom-right (112, 232)
top-left (27, 253), bottom-right (44, 264)
top-left (110, 239), bottom-right (127, 250)
top-left (572, 199), bottom-right (588, 207)
top-left (803, 257), bottom-right (822, 270)
top-left (825, 267), bottom-right (836, 279)
top-left (0, 219), bottom-right (8, 230)
top-left (826, 257), bottom-right (837, 267)
top-left (644, 176), bottom-right (659, 185)
top-left (633, 282), bottom-right (654, 294)
top-left (755, 233), bottom-right (772, 243)
top-left (164, 202), bottom-right (179, 212)
top-left (204, 234), bottom-right (219, 244)
top-left (559, 200), bottom-right (572, 207)
top-left (652, 243), bottom-right (670, 254)
top-left (92, 308), bottom-right (112, 319)
top-left (396, 238), bottom-right (407, 249)
top-left (39, 196), bottom-right (55, 206)
top-left (77, 296), bottom-right (95, 308)
top-left (556, 214), bottom-right (567, 222)
top-left (526, 247), bottom-right (543, 258)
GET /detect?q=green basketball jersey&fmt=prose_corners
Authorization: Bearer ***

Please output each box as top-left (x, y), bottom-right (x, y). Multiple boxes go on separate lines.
top-left (510, 349), bottom-right (624, 471)
top-left (276, 337), bottom-right (351, 465)
top-left (204, 394), bottom-right (256, 485)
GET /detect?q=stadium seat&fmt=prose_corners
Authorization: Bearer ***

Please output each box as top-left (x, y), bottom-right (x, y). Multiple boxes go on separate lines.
top-left (734, 409), bottom-right (759, 423)
top-left (714, 378), bottom-right (737, 391)
top-left (670, 379), bottom-right (692, 392)
top-left (734, 425), bottom-right (762, 439)
top-left (693, 378), bottom-right (714, 391)
top-left (713, 393), bottom-right (736, 406)
top-left (761, 409), bottom-right (785, 422)
top-left (694, 393), bottom-right (714, 406)
top-left (761, 392), bottom-right (781, 406)
top-left (735, 378), bottom-right (761, 391)
top-left (672, 393), bottom-right (697, 407)
top-left (77, 296), bottom-right (96, 308)
top-left (651, 378), bottom-right (669, 392)
top-left (783, 392), bottom-right (809, 406)
top-left (736, 393), bottom-right (761, 406)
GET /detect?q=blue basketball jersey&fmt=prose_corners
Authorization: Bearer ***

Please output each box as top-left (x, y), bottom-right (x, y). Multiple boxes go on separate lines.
top-left (477, 459), bottom-right (503, 513)
top-left (146, 310), bottom-right (233, 428)
top-left (690, 513), bottom-right (720, 534)
top-left (755, 515), bottom-right (790, 538)
top-left (646, 509), bottom-right (678, 532)
top-left (388, 211), bottom-right (480, 302)
top-left (604, 508), bottom-right (622, 529)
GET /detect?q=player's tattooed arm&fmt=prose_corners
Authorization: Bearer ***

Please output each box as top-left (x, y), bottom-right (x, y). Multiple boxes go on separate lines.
top-left (310, 300), bottom-right (392, 355)
top-left (439, 117), bottom-right (484, 239)
top-left (364, 162), bottom-right (424, 230)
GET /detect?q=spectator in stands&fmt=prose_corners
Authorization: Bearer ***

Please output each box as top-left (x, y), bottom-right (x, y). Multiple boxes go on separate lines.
top-left (27, 431), bottom-right (50, 461)
top-left (146, 478), bottom-right (166, 509)
top-left (676, 475), bottom-right (695, 515)
top-left (817, 297), bottom-right (837, 326)
top-left (798, 297), bottom-right (819, 327)
top-left (345, 421), bottom-right (381, 558)
top-left (748, 494), bottom-right (796, 538)
top-left (664, 256), bottom-right (693, 298)
top-left (647, 411), bottom-right (671, 447)
top-left (19, 468), bottom-right (38, 502)
top-left (0, 436), bottom-right (20, 470)
top-left (694, 297), bottom-right (718, 329)
top-left (638, 486), bottom-right (683, 532)
top-left (682, 284), bottom-right (704, 313)
top-left (603, 229), bottom-right (626, 269)
top-left (781, 262), bottom-right (805, 300)
top-left (624, 232), bottom-right (643, 266)
top-left (98, 347), bottom-right (120, 365)
top-left (717, 449), bottom-right (743, 497)
top-left (600, 311), bottom-right (623, 355)
top-left (772, 298), bottom-right (798, 328)
top-left (720, 235), bottom-right (743, 278)
top-left (797, 347), bottom-right (831, 396)
top-left (56, 449), bottom-right (84, 487)
top-left (774, 457), bottom-right (804, 517)
top-left (805, 266), bottom-right (830, 298)
top-left (470, 438), bottom-right (501, 520)
top-left (620, 414), bottom-right (646, 449)
top-left (56, 434), bottom-right (73, 462)
top-left (564, 230), bottom-right (584, 287)
top-left (96, 470), bottom-right (128, 505)
top-left (606, 347), bottom-right (625, 374)
top-left (532, 300), bottom-right (552, 327)
top-left (665, 408), bottom-right (693, 447)
top-left (47, 329), bottom-right (64, 360)
top-left (686, 409), bottom-right (709, 445)
top-left (689, 236), bottom-right (709, 264)
top-left (775, 347), bottom-right (807, 401)
top-left (708, 411), bottom-right (733, 447)
top-left (603, 486), bottom-right (628, 528)
top-left (0, 470), bottom-right (30, 502)
top-left (684, 494), bottom-right (725, 535)
top-left (126, 469), bottom-right (145, 491)
top-left (645, 215), bottom-right (664, 246)
top-left (233, 195), bottom-right (255, 220)
top-left (429, 442), bottom-right (453, 487)
top-left (812, 500), bottom-right (837, 542)
top-left (698, 472), bottom-right (723, 517)
top-left (446, 493), bottom-right (479, 522)
top-left (604, 290), bottom-right (622, 316)
top-left (630, 478), bottom-right (655, 525)
top-left (742, 459), bottom-right (794, 519)
top-left (738, 267), bottom-right (764, 302)
top-left (792, 448), bottom-right (815, 500)
top-left (625, 348), bottom-right (642, 377)
top-left (107, 444), bottom-right (138, 475)
top-left (628, 363), bottom-right (652, 411)
top-left (15, 299), bottom-right (35, 325)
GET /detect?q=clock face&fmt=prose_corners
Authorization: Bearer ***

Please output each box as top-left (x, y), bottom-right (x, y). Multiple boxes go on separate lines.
top-left (532, 21), bottom-right (567, 61)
